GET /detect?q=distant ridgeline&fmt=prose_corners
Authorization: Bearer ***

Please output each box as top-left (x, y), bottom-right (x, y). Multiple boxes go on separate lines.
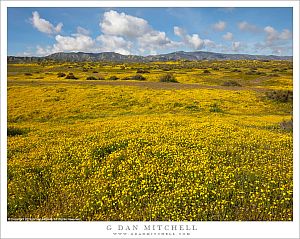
top-left (7, 51), bottom-right (293, 63)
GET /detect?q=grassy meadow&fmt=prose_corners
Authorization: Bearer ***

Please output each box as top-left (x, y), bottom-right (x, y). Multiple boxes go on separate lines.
top-left (7, 60), bottom-right (293, 221)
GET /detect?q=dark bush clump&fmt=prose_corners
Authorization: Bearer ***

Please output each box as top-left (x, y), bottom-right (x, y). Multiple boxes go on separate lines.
top-left (121, 77), bottom-right (130, 81)
top-left (65, 73), bottom-right (78, 79)
top-left (57, 72), bottom-right (66, 77)
top-left (159, 73), bottom-right (178, 83)
top-left (130, 74), bottom-right (146, 81)
top-left (93, 71), bottom-right (98, 73)
top-left (209, 103), bottom-right (223, 113)
top-left (24, 73), bottom-right (32, 76)
top-left (266, 90), bottom-right (293, 103)
top-left (279, 119), bottom-right (293, 132)
top-left (86, 76), bottom-right (98, 81)
top-left (7, 126), bottom-right (29, 137)
top-left (246, 70), bottom-right (266, 76)
top-left (108, 76), bottom-right (119, 80)
top-left (203, 69), bottom-right (211, 74)
top-left (222, 80), bottom-right (242, 87)
top-left (136, 69), bottom-right (150, 74)
top-left (231, 69), bottom-right (241, 72)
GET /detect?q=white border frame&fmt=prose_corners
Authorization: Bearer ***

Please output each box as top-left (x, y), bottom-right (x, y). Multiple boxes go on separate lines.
top-left (1, 1), bottom-right (299, 238)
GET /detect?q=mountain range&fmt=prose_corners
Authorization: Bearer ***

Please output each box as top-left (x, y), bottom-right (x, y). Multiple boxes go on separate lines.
top-left (7, 51), bottom-right (292, 63)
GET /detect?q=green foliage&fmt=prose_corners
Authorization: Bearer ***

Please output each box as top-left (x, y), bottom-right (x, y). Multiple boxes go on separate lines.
top-left (209, 103), bottom-right (223, 113)
top-left (86, 76), bottom-right (98, 81)
top-left (130, 74), bottom-right (146, 81)
top-left (279, 119), bottom-right (293, 132)
top-left (108, 76), bottom-right (119, 80)
top-left (57, 72), bottom-right (66, 77)
top-left (7, 126), bottom-right (29, 136)
top-left (136, 69), bottom-right (150, 73)
top-left (98, 76), bottom-right (106, 80)
top-left (159, 73), bottom-right (178, 83)
top-left (222, 80), bottom-right (242, 87)
top-left (65, 73), bottom-right (78, 79)
top-left (266, 90), bottom-right (293, 103)
top-left (231, 69), bottom-right (241, 72)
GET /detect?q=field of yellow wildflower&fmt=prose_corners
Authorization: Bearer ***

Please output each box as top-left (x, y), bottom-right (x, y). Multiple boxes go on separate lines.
top-left (7, 60), bottom-right (293, 220)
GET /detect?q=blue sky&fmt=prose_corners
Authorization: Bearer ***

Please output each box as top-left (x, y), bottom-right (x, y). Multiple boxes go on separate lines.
top-left (8, 7), bottom-right (293, 56)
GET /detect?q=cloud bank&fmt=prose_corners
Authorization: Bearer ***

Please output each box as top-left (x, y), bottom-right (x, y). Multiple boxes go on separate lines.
top-left (30, 10), bottom-right (292, 56)
top-left (31, 11), bottom-right (63, 35)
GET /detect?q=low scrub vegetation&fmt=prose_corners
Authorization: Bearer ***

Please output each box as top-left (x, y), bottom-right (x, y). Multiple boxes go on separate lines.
top-left (266, 90), bottom-right (293, 103)
top-left (159, 73), bottom-right (178, 83)
top-left (65, 72), bottom-right (78, 79)
top-left (222, 80), bottom-right (242, 87)
top-left (279, 119), bottom-right (293, 132)
top-left (57, 72), bottom-right (66, 77)
top-left (86, 76), bottom-right (98, 81)
top-left (7, 126), bottom-right (29, 136)
top-left (136, 69), bottom-right (150, 74)
top-left (108, 76), bottom-right (119, 81)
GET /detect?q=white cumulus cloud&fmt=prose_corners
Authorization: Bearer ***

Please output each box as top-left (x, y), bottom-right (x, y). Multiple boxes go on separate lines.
top-left (31, 11), bottom-right (63, 35)
top-left (174, 26), bottom-right (214, 50)
top-left (238, 21), bottom-right (259, 32)
top-left (76, 26), bottom-right (90, 36)
top-left (222, 32), bottom-right (233, 41)
top-left (232, 41), bottom-right (241, 52)
top-left (253, 26), bottom-right (292, 55)
top-left (99, 10), bottom-right (180, 54)
top-left (53, 34), bottom-right (95, 52)
top-left (264, 26), bottom-right (292, 44)
top-left (213, 21), bottom-right (226, 31)
top-left (138, 30), bottom-right (180, 52)
top-left (96, 35), bottom-right (132, 55)
top-left (100, 10), bottom-right (150, 38)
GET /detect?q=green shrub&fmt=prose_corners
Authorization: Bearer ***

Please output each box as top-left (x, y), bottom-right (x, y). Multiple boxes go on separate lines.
top-left (137, 69), bottom-right (150, 73)
top-left (65, 73), bottom-right (78, 79)
top-left (222, 80), bottom-right (242, 87)
top-left (231, 69), bottom-right (241, 72)
top-left (159, 73), bottom-right (178, 83)
top-left (266, 90), bottom-right (293, 103)
top-left (121, 76), bottom-right (130, 81)
top-left (279, 119), bottom-right (293, 132)
top-left (203, 69), bottom-right (211, 74)
top-left (86, 76), bottom-right (98, 81)
top-left (24, 73), bottom-right (32, 76)
top-left (108, 76), bottom-right (119, 80)
top-left (209, 103), bottom-right (223, 113)
top-left (57, 72), bottom-right (66, 77)
top-left (130, 74), bottom-right (146, 81)
top-left (7, 126), bottom-right (29, 136)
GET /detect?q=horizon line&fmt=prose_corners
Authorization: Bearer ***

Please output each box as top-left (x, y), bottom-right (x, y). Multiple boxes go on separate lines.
top-left (8, 50), bottom-right (293, 58)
